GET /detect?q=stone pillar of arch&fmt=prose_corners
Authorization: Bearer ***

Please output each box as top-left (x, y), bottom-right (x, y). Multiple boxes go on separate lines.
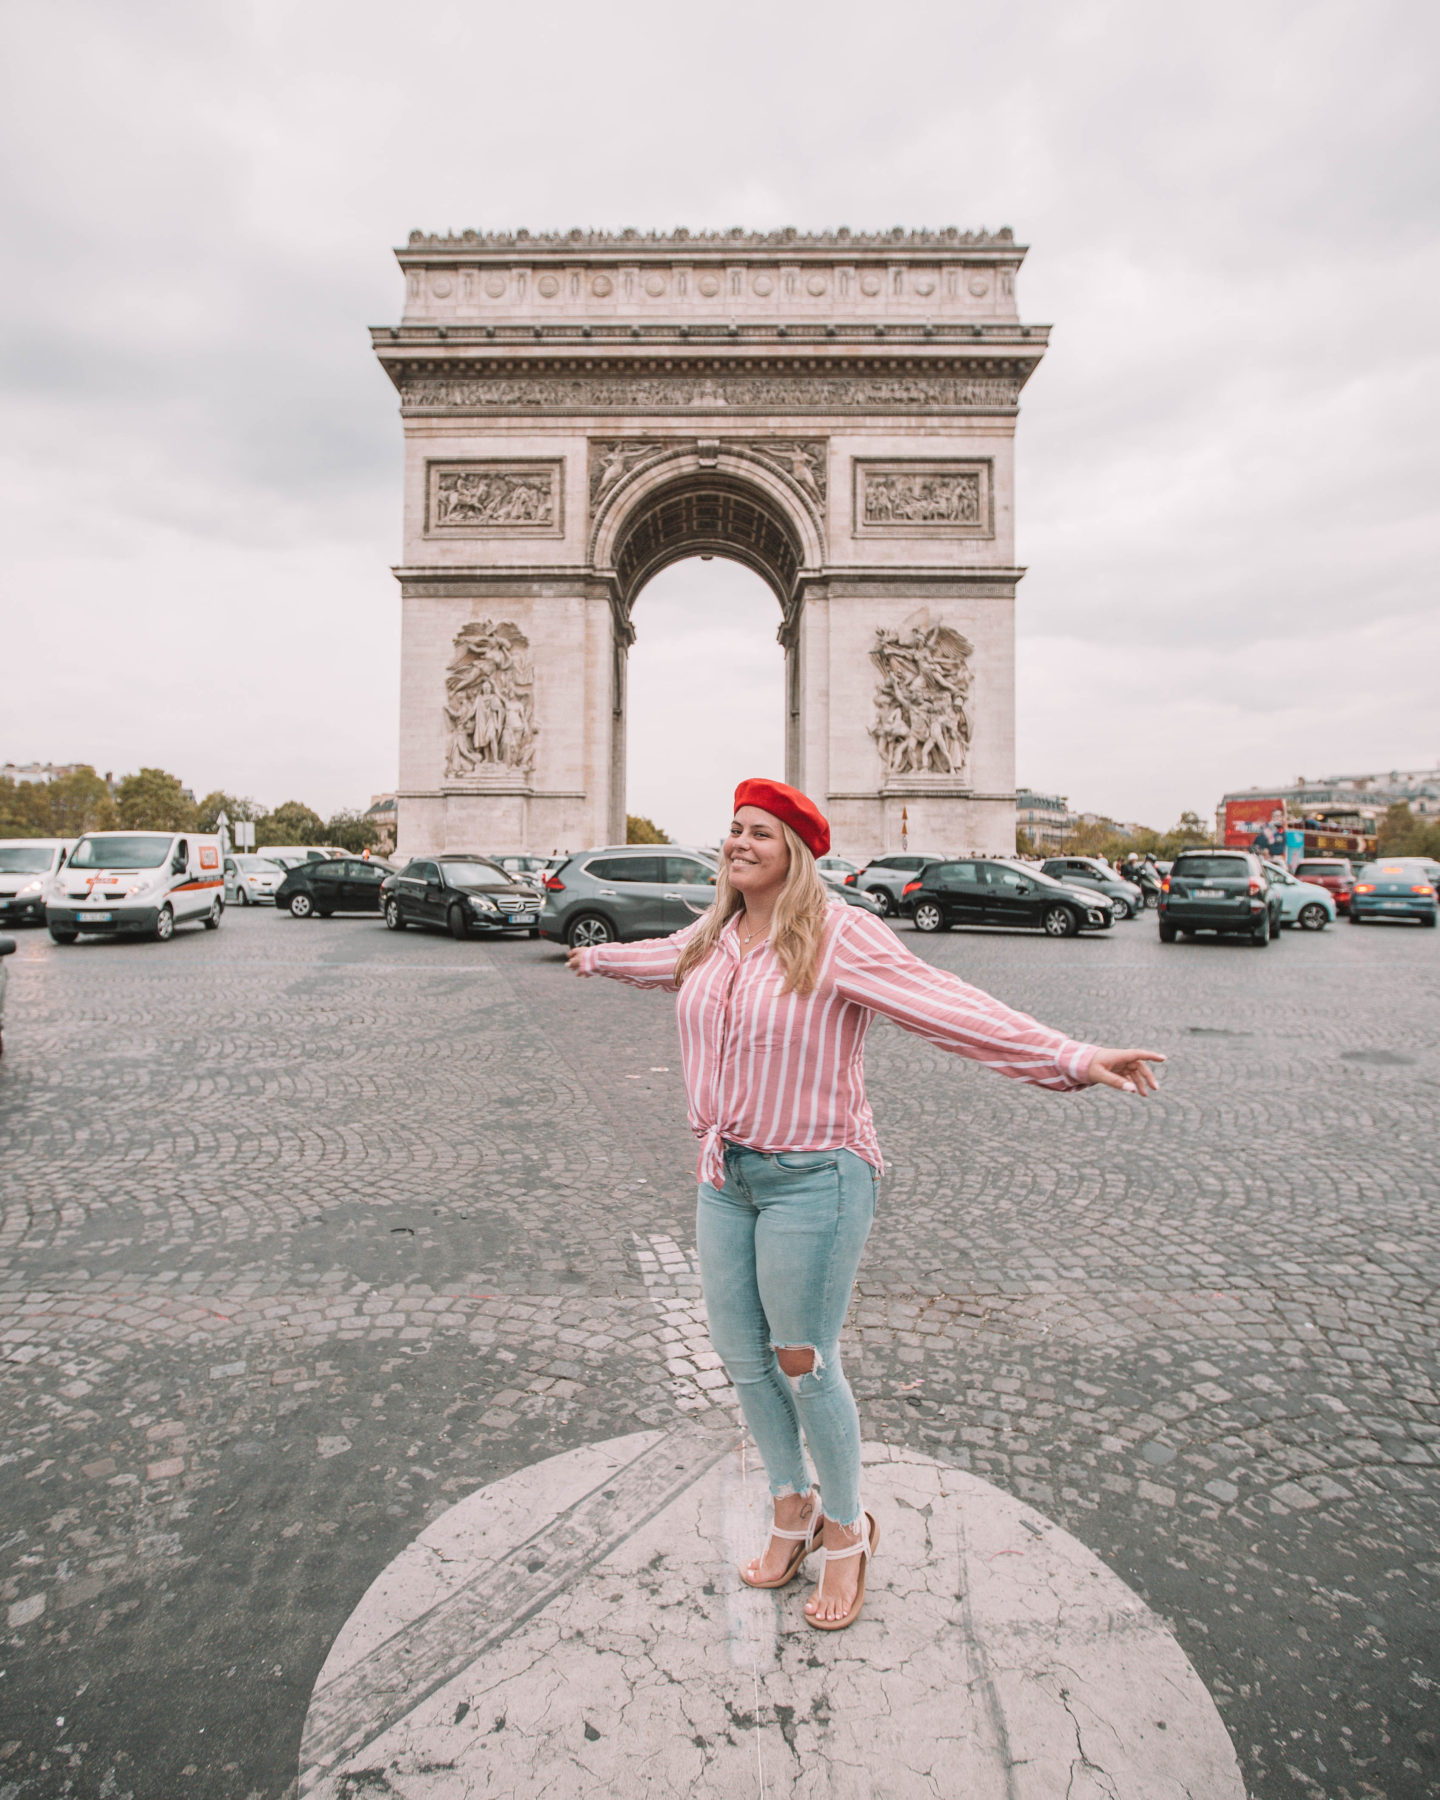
top-left (372, 227), bottom-right (1047, 860)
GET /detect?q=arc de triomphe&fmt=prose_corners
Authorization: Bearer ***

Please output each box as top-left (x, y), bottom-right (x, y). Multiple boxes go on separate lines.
top-left (372, 227), bottom-right (1048, 859)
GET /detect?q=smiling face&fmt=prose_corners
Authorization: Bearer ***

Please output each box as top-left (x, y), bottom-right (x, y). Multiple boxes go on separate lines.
top-left (723, 806), bottom-right (791, 901)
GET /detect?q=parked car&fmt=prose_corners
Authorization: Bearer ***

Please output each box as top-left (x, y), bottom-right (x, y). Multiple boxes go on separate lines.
top-left (816, 856), bottom-right (861, 889)
top-left (847, 853), bottom-right (947, 917)
top-left (383, 855), bottom-right (545, 938)
top-left (1260, 862), bottom-right (1336, 930)
top-left (0, 935), bottom-right (15, 1055)
top-left (47, 831), bottom-right (225, 942)
top-left (1157, 849), bottom-right (1284, 945)
top-left (539, 847), bottom-right (719, 947)
top-left (0, 839), bottom-right (74, 926)
top-left (224, 855), bottom-right (286, 906)
top-left (489, 853), bottom-right (552, 879)
top-left (836, 885), bottom-right (885, 917)
top-left (1348, 860), bottom-right (1438, 928)
top-left (902, 859), bottom-right (1114, 938)
top-left (1039, 856), bottom-right (1145, 920)
top-left (276, 857), bottom-right (397, 918)
top-left (1293, 857), bottom-right (1357, 915)
top-left (256, 845), bottom-right (340, 870)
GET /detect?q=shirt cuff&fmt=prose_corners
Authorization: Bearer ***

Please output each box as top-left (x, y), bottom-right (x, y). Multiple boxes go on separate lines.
top-left (1068, 1042), bottom-right (1100, 1086)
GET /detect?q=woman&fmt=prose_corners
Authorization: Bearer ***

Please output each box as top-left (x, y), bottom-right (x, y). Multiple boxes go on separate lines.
top-left (569, 779), bottom-right (1163, 1631)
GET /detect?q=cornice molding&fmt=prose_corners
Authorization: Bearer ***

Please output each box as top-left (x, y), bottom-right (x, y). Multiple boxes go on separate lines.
top-left (401, 226), bottom-right (1023, 258)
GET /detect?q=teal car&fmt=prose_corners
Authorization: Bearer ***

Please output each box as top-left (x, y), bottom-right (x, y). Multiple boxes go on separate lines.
top-left (1260, 862), bottom-right (1337, 931)
top-left (1349, 859), bottom-right (1439, 927)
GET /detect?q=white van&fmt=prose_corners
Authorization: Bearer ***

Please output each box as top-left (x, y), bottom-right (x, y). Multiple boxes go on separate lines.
top-left (0, 839), bottom-right (75, 927)
top-left (48, 831), bottom-right (225, 943)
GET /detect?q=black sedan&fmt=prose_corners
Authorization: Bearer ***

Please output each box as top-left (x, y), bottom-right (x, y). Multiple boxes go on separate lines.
top-left (275, 857), bottom-right (397, 918)
top-left (382, 856), bottom-right (545, 938)
top-left (902, 859), bottom-right (1113, 938)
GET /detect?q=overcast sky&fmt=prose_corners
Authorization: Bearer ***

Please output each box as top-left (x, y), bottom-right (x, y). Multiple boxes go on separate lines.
top-left (2, 0), bottom-right (1436, 842)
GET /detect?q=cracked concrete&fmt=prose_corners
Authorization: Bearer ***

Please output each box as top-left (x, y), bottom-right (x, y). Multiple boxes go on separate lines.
top-left (301, 1436), bottom-right (1245, 1799)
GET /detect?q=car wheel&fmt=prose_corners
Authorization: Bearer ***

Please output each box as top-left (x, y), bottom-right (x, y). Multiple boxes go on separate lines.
top-left (153, 904), bottom-right (175, 943)
top-left (1250, 912), bottom-right (1270, 946)
top-left (567, 913), bottom-right (614, 949)
top-left (384, 898), bottom-right (406, 931)
top-left (1298, 903), bottom-right (1327, 932)
top-left (867, 887), bottom-right (897, 918)
top-left (289, 892), bottom-right (313, 918)
top-left (48, 925), bottom-right (78, 944)
top-left (1145, 892), bottom-right (1160, 910)
top-left (203, 898), bottom-right (222, 930)
top-left (1043, 905), bottom-right (1078, 938)
top-left (1158, 921), bottom-right (1177, 942)
top-left (448, 904), bottom-right (470, 941)
top-left (1111, 898), bottom-right (1131, 920)
top-left (913, 900), bottom-right (945, 933)
top-left (238, 886), bottom-right (252, 907)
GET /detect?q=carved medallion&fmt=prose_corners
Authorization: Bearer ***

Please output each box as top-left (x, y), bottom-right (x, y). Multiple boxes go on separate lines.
top-left (869, 621), bottom-right (974, 781)
top-left (426, 461), bottom-right (563, 536)
top-left (443, 621), bottom-right (537, 780)
top-left (854, 460), bottom-right (992, 536)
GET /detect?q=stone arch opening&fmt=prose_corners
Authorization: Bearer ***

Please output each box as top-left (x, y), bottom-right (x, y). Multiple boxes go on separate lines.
top-left (610, 473), bottom-right (804, 616)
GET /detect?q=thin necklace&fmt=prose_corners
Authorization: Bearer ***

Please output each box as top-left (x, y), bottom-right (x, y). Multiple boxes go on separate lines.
top-left (739, 915), bottom-right (769, 947)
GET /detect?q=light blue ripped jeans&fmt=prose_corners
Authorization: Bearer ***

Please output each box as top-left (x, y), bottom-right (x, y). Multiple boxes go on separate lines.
top-left (696, 1143), bottom-right (877, 1528)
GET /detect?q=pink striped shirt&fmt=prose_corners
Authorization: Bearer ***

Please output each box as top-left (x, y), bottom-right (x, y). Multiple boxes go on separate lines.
top-left (579, 903), bottom-right (1098, 1189)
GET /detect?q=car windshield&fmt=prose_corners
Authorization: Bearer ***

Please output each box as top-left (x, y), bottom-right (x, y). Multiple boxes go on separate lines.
top-left (0, 847), bottom-right (54, 873)
top-left (235, 856), bottom-right (283, 872)
top-left (440, 860), bottom-right (516, 889)
top-left (1174, 855), bottom-right (1249, 879)
top-left (70, 835), bottom-right (171, 870)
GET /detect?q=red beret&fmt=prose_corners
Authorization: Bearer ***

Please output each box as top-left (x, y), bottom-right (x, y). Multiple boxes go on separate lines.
top-left (732, 778), bottom-right (830, 859)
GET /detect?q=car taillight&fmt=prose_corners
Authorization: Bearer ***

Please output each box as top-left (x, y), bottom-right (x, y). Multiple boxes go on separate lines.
top-left (901, 880), bottom-right (921, 895)
top-left (1248, 878), bottom-right (1263, 896)
top-left (1353, 883), bottom-right (1374, 893)
top-left (1412, 884), bottom-right (1434, 895)
top-left (543, 874), bottom-right (565, 892)
top-left (843, 872), bottom-right (857, 885)
top-left (1161, 877), bottom-right (1170, 893)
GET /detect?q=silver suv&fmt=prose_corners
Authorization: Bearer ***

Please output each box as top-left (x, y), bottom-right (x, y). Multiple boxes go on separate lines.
top-left (539, 847), bottom-right (718, 948)
top-left (852, 853), bottom-right (947, 917)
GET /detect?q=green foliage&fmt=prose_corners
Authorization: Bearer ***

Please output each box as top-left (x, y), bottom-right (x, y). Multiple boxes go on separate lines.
top-left (1375, 801), bottom-right (1440, 860)
top-left (626, 813), bottom-right (669, 845)
top-left (115, 768), bottom-right (197, 832)
top-left (0, 766), bottom-right (118, 838)
top-left (1015, 809), bottom-right (1215, 865)
top-left (196, 790), bottom-right (262, 833)
top-left (257, 800), bottom-right (326, 846)
top-left (324, 809), bottom-right (380, 853)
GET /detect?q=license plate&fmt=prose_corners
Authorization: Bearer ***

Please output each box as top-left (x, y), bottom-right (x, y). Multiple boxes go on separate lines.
top-left (79, 911), bottom-right (112, 922)
top-left (1380, 900), bottom-right (1408, 909)
top-left (512, 912), bottom-right (536, 925)
top-left (1194, 889), bottom-right (1225, 899)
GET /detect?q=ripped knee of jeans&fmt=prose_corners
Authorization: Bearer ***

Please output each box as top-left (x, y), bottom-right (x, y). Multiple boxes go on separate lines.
top-left (775, 1343), bottom-right (823, 1382)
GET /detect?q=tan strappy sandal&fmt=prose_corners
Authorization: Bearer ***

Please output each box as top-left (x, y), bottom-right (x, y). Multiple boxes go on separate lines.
top-left (804, 1509), bottom-right (879, 1630)
top-left (739, 1491), bottom-right (826, 1590)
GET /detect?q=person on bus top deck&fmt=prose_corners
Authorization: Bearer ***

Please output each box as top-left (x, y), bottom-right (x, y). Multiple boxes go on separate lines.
top-left (569, 778), bottom-right (1164, 1631)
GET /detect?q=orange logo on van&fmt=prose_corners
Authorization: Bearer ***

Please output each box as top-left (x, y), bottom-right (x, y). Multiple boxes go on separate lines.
top-left (199, 846), bottom-right (219, 870)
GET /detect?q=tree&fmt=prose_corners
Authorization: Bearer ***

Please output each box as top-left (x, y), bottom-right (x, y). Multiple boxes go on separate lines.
top-left (0, 767), bottom-right (118, 838)
top-left (1374, 801), bottom-right (1440, 860)
top-left (196, 790), bottom-right (262, 833)
top-left (324, 809), bottom-right (380, 853)
top-left (257, 800), bottom-right (326, 845)
top-left (626, 814), bottom-right (668, 844)
top-left (115, 768), bottom-right (197, 832)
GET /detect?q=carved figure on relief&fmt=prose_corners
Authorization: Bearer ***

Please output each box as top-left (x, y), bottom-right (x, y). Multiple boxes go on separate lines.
top-left (443, 621), bottom-right (537, 777)
top-left (434, 469), bottom-right (555, 527)
top-left (865, 470), bottom-right (979, 525)
top-left (590, 441), bottom-right (665, 507)
top-left (869, 621), bottom-right (974, 778)
top-left (745, 441), bottom-right (827, 505)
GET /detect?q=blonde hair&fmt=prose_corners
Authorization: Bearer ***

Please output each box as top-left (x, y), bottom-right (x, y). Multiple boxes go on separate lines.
top-left (674, 821), bottom-right (832, 995)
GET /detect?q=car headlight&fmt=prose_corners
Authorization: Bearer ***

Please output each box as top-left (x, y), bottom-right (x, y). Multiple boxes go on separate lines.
top-left (17, 880), bottom-right (43, 896)
top-left (468, 895), bottom-right (498, 912)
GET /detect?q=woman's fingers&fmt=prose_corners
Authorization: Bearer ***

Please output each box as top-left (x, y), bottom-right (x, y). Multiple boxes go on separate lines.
top-left (565, 948), bottom-right (591, 976)
top-left (1086, 1048), bottom-right (1165, 1096)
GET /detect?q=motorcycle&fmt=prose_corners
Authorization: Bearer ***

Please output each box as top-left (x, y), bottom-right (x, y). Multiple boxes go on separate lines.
top-left (1125, 865), bottom-right (1164, 910)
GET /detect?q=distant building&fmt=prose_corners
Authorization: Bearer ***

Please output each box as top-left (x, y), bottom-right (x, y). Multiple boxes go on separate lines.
top-left (1, 763), bottom-right (118, 791)
top-left (365, 792), bottom-right (398, 855)
top-left (1015, 788), bottom-right (1075, 850)
top-left (1218, 765), bottom-right (1440, 839)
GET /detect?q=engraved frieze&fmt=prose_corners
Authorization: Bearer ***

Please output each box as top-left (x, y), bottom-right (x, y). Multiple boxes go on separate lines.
top-left (854, 461), bottom-right (992, 536)
top-left (738, 441), bottom-right (827, 506)
top-left (589, 441), bottom-right (667, 507)
top-left (402, 372), bottom-right (1022, 414)
top-left (426, 461), bottom-right (563, 536)
top-left (870, 621), bottom-right (974, 780)
top-left (443, 621), bottom-right (537, 779)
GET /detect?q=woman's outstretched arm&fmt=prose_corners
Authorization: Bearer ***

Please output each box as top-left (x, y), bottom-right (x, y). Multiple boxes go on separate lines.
top-left (831, 909), bottom-right (1163, 1095)
top-left (565, 920), bottom-right (700, 990)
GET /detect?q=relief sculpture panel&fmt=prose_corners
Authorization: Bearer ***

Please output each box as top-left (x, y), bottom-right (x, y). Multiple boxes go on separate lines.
top-left (443, 621), bottom-right (537, 779)
top-left (426, 461), bottom-right (563, 536)
top-left (870, 621), bottom-right (974, 780)
top-left (854, 461), bottom-right (992, 536)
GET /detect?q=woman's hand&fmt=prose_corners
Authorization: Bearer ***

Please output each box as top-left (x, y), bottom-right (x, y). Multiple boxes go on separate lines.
top-left (566, 946), bottom-right (593, 977)
top-left (1082, 1047), bottom-right (1164, 1096)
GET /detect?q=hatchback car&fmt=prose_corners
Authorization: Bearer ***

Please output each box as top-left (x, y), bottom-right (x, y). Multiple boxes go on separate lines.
top-left (1348, 860), bottom-right (1438, 927)
top-left (904, 859), bottom-right (1114, 937)
top-left (384, 856), bottom-right (545, 938)
top-left (224, 855), bottom-right (285, 906)
top-left (1039, 857), bottom-right (1145, 920)
top-left (1293, 857), bottom-right (1356, 915)
top-left (816, 856), bottom-right (861, 889)
top-left (847, 853), bottom-right (948, 917)
top-left (276, 858), bottom-right (397, 918)
top-left (1259, 862), bottom-right (1336, 930)
top-left (1158, 849), bottom-right (1284, 944)
top-left (0, 839), bottom-right (72, 926)
top-left (539, 847), bottom-right (718, 947)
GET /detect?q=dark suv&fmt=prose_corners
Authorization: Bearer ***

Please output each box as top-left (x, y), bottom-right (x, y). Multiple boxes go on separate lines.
top-left (1158, 849), bottom-right (1284, 945)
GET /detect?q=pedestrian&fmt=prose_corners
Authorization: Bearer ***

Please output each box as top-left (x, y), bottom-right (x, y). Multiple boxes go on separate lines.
top-left (568, 779), bottom-right (1163, 1631)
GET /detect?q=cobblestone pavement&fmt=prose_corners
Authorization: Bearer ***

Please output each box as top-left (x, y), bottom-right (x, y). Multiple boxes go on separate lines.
top-left (0, 907), bottom-right (1437, 1798)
